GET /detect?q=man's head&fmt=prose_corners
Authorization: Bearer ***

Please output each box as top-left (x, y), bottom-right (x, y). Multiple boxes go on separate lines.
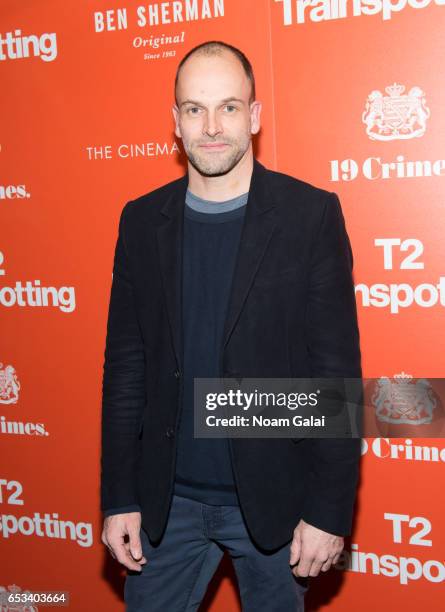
top-left (172, 41), bottom-right (261, 177)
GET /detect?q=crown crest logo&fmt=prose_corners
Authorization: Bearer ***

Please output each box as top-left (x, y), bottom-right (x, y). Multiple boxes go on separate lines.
top-left (385, 83), bottom-right (405, 97)
top-left (0, 363), bottom-right (21, 404)
top-left (371, 374), bottom-right (437, 426)
top-left (362, 82), bottom-right (430, 141)
top-left (394, 371), bottom-right (413, 381)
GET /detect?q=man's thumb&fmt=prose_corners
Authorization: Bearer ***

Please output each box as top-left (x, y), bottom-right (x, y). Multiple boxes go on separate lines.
top-left (128, 530), bottom-right (144, 561)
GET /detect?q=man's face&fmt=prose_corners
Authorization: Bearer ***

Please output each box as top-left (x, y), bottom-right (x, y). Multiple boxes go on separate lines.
top-left (172, 51), bottom-right (261, 176)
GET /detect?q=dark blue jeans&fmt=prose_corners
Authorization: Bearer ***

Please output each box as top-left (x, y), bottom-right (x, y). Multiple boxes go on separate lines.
top-left (124, 494), bottom-right (309, 611)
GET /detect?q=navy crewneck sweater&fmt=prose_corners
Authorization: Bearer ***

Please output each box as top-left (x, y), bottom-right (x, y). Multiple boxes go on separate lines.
top-left (173, 188), bottom-right (248, 505)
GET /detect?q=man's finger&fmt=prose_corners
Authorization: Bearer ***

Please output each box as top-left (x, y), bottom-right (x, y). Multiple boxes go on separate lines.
top-left (101, 532), bottom-right (116, 559)
top-left (291, 552), bottom-right (313, 578)
top-left (321, 557), bottom-right (332, 572)
top-left (123, 539), bottom-right (147, 564)
top-left (289, 534), bottom-right (301, 565)
top-left (127, 526), bottom-right (146, 563)
top-left (332, 552), bottom-right (342, 566)
top-left (106, 544), bottom-right (116, 559)
top-left (309, 556), bottom-right (330, 575)
top-left (111, 538), bottom-right (145, 571)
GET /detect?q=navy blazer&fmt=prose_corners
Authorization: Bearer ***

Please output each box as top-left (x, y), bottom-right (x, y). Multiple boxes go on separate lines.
top-left (100, 158), bottom-right (362, 550)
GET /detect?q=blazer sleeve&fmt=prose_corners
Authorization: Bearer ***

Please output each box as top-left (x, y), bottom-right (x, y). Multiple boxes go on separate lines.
top-left (300, 191), bottom-right (362, 537)
top-left (102, 504), bottom-right (142, 517)
top-left (100, 201), bottom-right (146, 512)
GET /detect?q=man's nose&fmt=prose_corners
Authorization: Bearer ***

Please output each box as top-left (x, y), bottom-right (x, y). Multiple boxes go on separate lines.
top-left (203, 111), bottom-right (222, 137)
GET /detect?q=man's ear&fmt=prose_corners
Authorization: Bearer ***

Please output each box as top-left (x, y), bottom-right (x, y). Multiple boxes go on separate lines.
top-left (250, 101), bottom-right (262, 135)
top-left (172, 104), bottom-right (181, 138)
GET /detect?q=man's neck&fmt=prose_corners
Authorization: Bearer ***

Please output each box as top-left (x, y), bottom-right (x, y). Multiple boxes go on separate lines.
top-left (186, 151), bottom-right (253, 202)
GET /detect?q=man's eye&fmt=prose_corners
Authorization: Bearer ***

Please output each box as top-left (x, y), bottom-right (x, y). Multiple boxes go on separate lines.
top-left (188, 107), bottom-right (201, 114)
top-left (225, 105), bottom-right (236, 112)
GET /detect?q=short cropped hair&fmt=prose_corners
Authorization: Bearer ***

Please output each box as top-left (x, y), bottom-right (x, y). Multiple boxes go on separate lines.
top-left (174, 40), bottom-right (256, 105)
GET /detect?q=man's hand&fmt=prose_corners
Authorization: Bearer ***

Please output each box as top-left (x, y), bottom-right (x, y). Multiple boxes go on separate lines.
top-left (102, 512), bottom-right (148, 571)
top-left (289, 519), bottom-right (344, 577)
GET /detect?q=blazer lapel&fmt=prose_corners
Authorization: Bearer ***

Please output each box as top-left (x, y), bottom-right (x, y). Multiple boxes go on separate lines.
top-left (156, 173), bottom-right (188, 371)
top-left (155, 158), bottom-right (277, 373)
top-left (221, 159), bottom-right (277, 352)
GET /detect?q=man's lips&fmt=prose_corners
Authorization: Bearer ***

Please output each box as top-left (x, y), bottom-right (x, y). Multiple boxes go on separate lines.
top-left (199, 143), bottom-right (229, 150)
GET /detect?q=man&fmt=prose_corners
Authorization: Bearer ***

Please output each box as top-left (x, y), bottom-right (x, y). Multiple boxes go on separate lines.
top-left (101, 40), bottom-right (362, 611)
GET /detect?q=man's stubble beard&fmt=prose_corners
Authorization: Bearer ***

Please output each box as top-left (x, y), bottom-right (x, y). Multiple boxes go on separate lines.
top-left (183, 132), bottom-right (251, 177)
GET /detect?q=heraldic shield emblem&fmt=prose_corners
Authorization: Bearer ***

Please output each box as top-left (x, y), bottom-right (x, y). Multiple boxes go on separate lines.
top-left (0, 583), bottom-right (38, 611)
top-left (362, 83), bottom-right (430, 141)
top-left (363, 373), bottom-right (445, 438)
top-left (0, 363), bottom-right (21, 404)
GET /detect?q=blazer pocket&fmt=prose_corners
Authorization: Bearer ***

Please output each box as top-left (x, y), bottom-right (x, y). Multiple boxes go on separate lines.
top-left (291, 437), bottom-right (305, 444)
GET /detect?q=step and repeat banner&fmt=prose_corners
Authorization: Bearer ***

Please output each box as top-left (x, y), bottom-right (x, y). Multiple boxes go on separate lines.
top-left (1, 0), bottom-right (444, 610)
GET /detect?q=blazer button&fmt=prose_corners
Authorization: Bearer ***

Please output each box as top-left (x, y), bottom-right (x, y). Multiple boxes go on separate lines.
top-left (174, 369), bottom-right (181, 379)
top-left (165, 427), bottom-right (175, 439)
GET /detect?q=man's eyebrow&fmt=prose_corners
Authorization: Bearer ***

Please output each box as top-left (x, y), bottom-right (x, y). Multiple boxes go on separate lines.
top-left (179, 97), bottom-right (245, 108)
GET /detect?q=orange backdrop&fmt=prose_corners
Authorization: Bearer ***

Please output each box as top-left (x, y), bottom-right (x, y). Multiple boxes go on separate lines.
top-left (1, 0), bottom-right (444, 609)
